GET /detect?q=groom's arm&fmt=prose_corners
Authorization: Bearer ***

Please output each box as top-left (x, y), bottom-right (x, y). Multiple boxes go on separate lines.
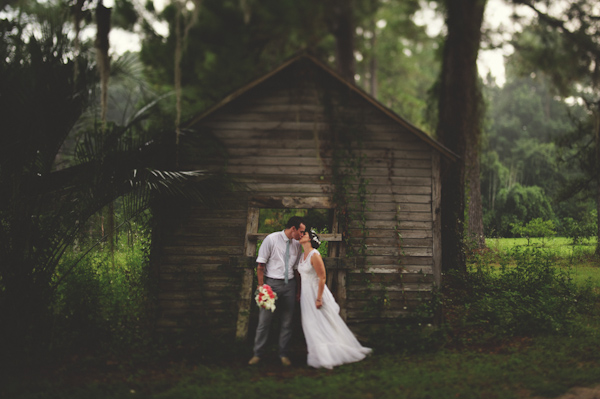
top-left (257, 263), bottom-right (265, 286)
top-left (294, 269), bottom-right (301, 301)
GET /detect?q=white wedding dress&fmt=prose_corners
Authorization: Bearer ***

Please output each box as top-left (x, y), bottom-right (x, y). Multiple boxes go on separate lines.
top-left (298, 249), bottom-right (372, 369)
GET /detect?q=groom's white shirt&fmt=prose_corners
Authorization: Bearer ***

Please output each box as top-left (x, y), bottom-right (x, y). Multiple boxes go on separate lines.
top-left (256, 230), bottom-right (301, 281)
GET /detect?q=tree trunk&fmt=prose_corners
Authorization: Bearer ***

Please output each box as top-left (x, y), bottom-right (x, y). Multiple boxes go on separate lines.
top-left (95, 1), bottom-right (111, 125)
top-left (594, 108), bottom-right (600, 257)
top-left (369, 18), bottom-right (378, 98)
top-left (329, 0), bottom-right (356, 83)
top-left (466, 128), bottom-right (486, 249)
top-left (436, 0), bottom-right (487, 272)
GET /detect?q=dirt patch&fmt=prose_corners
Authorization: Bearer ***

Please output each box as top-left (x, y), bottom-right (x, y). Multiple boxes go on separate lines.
top-left (532, 385), bottom-right (600, 399)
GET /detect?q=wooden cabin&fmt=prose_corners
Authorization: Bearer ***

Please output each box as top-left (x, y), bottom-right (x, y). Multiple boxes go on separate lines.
top-left (152, 54), bottom-right (457, 340)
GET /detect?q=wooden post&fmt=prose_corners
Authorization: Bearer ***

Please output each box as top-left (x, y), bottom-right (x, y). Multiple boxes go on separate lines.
top-left (432, 152), bottom-right (442, 288)
top-left (331, 212), bottom-right (347, 321)
top-left (235, 207), bottom-right (259, 340)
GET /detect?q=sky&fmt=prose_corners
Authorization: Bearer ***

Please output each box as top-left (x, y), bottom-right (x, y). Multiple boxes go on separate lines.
top-left (104, 0), bottom-right (530, 87)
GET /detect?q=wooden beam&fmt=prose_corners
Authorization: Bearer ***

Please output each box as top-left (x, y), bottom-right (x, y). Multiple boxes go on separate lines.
top-left (246, 232), bottom-right (342, 242)
top-left (248, 196), bottom-right (333, 209)
top-left (230, 256), bottom-right (365, 270)
top-left (235, 207), bottom-right (259, 341)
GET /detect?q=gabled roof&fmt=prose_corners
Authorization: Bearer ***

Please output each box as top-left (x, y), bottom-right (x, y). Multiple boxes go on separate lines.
top-left (185, 53), bottom-right (458, 161)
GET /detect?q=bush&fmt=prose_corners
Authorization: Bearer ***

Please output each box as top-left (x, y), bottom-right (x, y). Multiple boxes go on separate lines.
top-left (560, 215), bottom-right (597, 245)
top-left (486, 184), bottom-right (554, 236)
top-left (444, 248), bottom-right (595, 346)
top-left (510, 218), bottom-right (556, 245)
top-left (50, 224), bottom-right (153, 358)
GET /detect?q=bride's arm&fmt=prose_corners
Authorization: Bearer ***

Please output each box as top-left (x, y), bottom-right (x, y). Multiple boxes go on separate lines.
top-left (311, 253), bottom-right (326, 309)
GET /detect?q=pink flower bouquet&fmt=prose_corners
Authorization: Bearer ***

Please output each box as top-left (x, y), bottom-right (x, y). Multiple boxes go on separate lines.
top-left (255, 284), bottom-right (277, 312)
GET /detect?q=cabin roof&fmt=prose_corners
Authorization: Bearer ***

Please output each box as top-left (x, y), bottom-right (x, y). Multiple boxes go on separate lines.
top-left (185, 53), bottom-right (458, 162)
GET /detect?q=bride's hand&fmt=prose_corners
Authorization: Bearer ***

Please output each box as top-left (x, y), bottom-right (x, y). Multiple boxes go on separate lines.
top-left (315, 298), bottom-right (322, 309)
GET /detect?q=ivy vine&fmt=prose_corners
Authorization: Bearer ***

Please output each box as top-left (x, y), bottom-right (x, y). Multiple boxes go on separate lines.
top-left (321, 87), bottom-right (370, 259)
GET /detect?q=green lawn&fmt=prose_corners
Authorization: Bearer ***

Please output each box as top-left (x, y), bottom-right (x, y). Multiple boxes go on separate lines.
top-left (6, 237), bottom-right (600, 399)
top-left (485, 237), bottom-right (600, 287)
top-left (7, 330), bottom-right (600, 399)
top-left (486, 237), bottom-right (597, 258)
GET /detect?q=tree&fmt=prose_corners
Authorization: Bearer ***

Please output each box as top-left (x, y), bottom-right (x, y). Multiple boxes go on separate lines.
top-left (354, 0), bottom-right (440, 131)
top-left (326, 0), bottom-right (357, 82)
top-left (436, 0), bottom-right (487, 271)
top-left (510, 0), bottom-right (600, 254)
top-left (0, 3), bottom-right (224, 361)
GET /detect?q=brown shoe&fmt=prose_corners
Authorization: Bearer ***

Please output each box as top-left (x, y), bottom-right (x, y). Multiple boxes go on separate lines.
top-left (248, 356), bottom-right (260, 365)
top-left (280, 356), bottom-right (292, 366)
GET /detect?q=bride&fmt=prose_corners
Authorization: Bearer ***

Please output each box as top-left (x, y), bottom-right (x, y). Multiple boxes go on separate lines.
top-left (298, 229), bottom-right (372, 369)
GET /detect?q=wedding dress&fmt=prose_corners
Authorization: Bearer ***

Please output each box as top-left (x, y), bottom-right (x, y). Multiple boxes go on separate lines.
top-left (298, 249), bottom-right (372, 369)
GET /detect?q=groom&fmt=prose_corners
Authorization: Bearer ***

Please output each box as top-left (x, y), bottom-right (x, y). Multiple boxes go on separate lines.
top-left (248, 216), bottom-right (306, 367)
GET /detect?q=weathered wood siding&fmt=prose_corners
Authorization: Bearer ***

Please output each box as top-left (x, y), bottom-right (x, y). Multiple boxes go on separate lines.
top-left (154, 58), bottom-right (442, 337)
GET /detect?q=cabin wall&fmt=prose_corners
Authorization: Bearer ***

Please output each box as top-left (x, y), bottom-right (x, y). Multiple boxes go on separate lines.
top-left (154, 64), bottom-right (441, 338)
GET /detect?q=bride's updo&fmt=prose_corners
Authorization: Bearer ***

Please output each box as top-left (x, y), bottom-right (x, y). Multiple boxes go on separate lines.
top-left (308, 229), bottom-right (321, 249)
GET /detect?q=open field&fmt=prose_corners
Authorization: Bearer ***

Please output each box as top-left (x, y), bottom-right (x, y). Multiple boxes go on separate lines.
top-left (486, 237), bottom-right (598, 259)
top-left (485, 237), bottom-right (600, 287)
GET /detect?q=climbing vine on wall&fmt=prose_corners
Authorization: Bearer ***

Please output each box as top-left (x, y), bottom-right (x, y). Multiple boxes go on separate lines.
top-left (320, 86), bottom-right (370, 259)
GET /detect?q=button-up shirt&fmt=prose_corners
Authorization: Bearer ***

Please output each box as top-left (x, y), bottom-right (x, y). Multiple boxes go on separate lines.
top-left (256, 230), bottom-right (301, 281)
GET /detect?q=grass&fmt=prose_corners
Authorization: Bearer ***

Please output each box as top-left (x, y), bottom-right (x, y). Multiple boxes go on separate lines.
top-left (4, 236), bottom-right (600, 399)
top-left (485, 237), bottom-right (600, 286)
top-left (486, 237), bottom-right (597, 259)
top-left (5, 329), bottom-right (600, 399)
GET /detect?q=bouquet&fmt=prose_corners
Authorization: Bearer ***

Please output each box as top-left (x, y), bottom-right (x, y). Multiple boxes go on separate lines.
top-left (255, 284), bottom-right (277, 312)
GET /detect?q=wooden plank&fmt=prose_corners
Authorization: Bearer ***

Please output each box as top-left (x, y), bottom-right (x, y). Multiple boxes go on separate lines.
top-left (247, 232), bottom-right (342, 242)
top-left (236, 207), bottom-right (259, 340)
top-left (159, 299), bottom-right (239, 309)
top-left (202, 120), bottom-right (331, 131)
top-left (348, 266), bottom-right (434, 274)
top-left (347, 284), bottom-right (432, 292)
top-left (225, 147), bottom-right (432, 160)
top-left (431, 152), bottom-right (442, 288)
top-left (349, 220), bottom-right (432, 229)
top-left (162, 246), bottom-right (245, 256)
top-left (243, 183), bottom-right (328, 194)
top-left (159, 281), bottom-right (237, 290)
top-left (162, 236), bottom-right (244, 247)
top-left (363, 194), bottom-right (432, 204)
top-left (361, 211), bottom-right (432, 222)
top-left (345, 273), bottom-right (434, 285)
top-left (224, 156), bottom-right (432, 170)
top-left (248, 196), bottom-right (333, 209)
top-left (347, 237), bottom-right (432, 247)
top-left (357, 185), bottom-right (432, 195)
top-left (221, 139), bottom-right (431, 152)
top-left (348, 229), bottom-right (432, 239)
top-left (361, 247), bottom-right (432, 257)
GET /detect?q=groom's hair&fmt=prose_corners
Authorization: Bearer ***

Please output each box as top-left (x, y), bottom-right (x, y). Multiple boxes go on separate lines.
top-left (286, 216), bottom-right (305, 230)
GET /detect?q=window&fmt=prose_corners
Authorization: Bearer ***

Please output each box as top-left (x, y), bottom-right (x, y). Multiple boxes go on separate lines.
top-left (257, 208), bottom-right (332, 256)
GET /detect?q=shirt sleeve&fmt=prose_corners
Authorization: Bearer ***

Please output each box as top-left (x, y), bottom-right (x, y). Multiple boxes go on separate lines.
top-left (256, 234), bottom-right (273, 264)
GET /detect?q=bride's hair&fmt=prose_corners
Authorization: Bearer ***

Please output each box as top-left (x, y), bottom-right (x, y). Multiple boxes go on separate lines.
top-left (308, 229), bottom-right (321, 249)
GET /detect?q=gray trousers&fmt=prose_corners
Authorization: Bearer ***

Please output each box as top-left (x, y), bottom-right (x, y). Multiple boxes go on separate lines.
top-left (253, 277), bottom-right (297, 358)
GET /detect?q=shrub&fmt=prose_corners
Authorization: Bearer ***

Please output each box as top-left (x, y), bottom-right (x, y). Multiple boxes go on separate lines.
top-left (560, 215), bottom-right (597, 245)
top-left (486, 184), bottom-right (554, 236)
top-left (50, 224), bottom-right (153, 357)
top-left (444, 248), bottom-right (594, 346)
top-left (366, 293), bottom-right (445, 354)
top-left (510, 218), bottom-right (556, 245)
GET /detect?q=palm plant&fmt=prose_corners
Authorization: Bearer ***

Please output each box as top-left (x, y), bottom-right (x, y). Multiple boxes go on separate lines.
top-left (0, 2), bottom-right (228, 361)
